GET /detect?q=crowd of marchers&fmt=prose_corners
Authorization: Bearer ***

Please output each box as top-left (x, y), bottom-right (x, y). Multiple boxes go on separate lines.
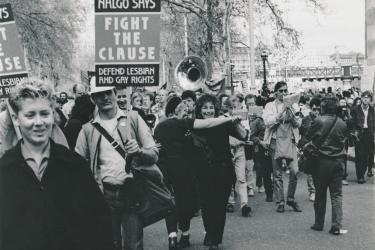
top-left (0, 78), bottom-right (373, 250)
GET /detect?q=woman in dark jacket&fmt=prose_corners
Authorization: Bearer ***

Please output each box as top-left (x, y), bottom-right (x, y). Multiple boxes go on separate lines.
top-left (154, 96), bottom-right (237, 249)
top-left (0, 79), bottom-right (113, 250)
top-left (193, 94), bottom-right (248, 250)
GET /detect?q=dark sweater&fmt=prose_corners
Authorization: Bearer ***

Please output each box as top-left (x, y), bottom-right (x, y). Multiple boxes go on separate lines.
top-left (0, 141), bottom-right (114, 250)
top-left (63, 118), bottom-right (84, 150)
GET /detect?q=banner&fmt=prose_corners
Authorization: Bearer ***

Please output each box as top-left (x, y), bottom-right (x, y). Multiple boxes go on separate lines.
top-left (95, 0), bottom-right (160, 87)
top-left (0, 3), bottom-right (28, 98)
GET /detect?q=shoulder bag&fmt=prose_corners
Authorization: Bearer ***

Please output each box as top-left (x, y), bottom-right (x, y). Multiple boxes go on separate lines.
top-left (92, 121), bottom-right (175, 228)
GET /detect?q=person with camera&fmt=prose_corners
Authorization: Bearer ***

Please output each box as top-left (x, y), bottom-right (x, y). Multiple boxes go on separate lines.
top-left (299, 97), bottom-right (321, 201)
top-left (75, 78), bottom-right (159, 250)
top-left (337, 98), bottom-right (352, 185)
top-left (305, 96), bottom-right (348, 235)
top-left (350, 91), bottom-right (375, 183)
top-left (247, 94), bottom-right (274, 202)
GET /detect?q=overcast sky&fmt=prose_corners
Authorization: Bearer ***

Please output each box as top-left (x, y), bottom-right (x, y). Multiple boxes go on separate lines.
top-left (79, 0), bottom-right (366, 57)
top-left (284, 0), bottom-right (365, 55)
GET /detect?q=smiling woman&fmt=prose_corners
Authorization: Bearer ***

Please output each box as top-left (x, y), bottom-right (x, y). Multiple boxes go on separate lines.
top-left (192, 94), bottom-right (248, 249)
top-left (0, 79), bottom-right (114, 250)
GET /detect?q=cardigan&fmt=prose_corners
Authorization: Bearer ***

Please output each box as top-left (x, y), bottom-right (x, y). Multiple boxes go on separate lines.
top-left (0, 141), bottom-right (114, 250)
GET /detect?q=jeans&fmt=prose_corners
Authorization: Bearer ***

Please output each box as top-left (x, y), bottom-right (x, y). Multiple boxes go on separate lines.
top-left (103, 183), bottom-right (143, 250)
top-left (269, 139), bottom-right (298, 204)
top-left (246, 160), bottom-right (255, 190)
top-left (228, 146), bottom-right (248, 208)
top-left (313, 157), bottom-right (344, 229)
top-left (307, 174), bottom-right (315, 194)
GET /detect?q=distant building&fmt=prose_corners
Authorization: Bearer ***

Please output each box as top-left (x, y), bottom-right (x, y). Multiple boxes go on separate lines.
top-left (329, 52), bottom-right (365, 66)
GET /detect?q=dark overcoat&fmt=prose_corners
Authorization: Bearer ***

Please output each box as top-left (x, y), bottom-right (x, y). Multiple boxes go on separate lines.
top-left (0, 141), bottom-right (114, 250)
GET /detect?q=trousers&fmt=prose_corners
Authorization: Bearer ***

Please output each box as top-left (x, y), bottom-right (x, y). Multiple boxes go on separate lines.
top-left (269, 139), bottom-right (298, 204)
top-left (228, 146), bottom-right (248, 208)
top-left (355, 129), bottom-right (374, 179)
top-left (307, 174), bottom-right (315, 194)
top-left (312, 157), bottom-right (344, 229)
top-left (253, 147), bottom-right (273, 198)
top-left (197, 164), bottom-right (234, 245)
top-left (103, 183), bottom-right (143, 250)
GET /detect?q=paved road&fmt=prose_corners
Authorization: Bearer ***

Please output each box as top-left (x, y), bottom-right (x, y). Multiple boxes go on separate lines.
top-left (143, 160), bottom-right (375, 250)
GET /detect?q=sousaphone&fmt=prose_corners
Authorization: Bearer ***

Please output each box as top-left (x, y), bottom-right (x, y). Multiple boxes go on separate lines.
top-left (175, 56), bottom-right (207, 91)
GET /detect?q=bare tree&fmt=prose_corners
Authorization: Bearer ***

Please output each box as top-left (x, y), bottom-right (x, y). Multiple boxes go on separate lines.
top-left (3, 0), bottom-right (85, 85)
top-left (161, 0), bottom-right (325, 80)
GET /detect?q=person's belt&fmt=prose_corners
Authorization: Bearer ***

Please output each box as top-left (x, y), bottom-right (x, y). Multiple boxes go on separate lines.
top-left (102, 179), bottom-right (134, 191)
top-left (231, 144), bottom-right (243, 150)
top-left (102, 182), bottom-right (124, 191)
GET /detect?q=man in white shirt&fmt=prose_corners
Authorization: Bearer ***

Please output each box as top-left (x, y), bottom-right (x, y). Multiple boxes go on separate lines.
top-left (75, 79), bottom-right (158, 250)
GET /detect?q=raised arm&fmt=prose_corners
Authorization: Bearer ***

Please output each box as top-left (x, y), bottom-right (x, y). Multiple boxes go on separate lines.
top-left (193, 117), bottom-right (233, 129)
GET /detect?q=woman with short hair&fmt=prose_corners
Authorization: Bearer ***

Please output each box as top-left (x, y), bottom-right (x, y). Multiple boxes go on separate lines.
top-left (0, 79), bottom-right (113, 250)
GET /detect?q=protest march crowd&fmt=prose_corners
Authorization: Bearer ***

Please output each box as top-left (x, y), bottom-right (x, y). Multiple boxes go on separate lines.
top-left (0, 77), bottom-right (374, 250)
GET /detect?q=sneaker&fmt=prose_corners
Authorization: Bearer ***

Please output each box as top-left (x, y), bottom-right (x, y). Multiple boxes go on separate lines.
top-left (309, 193), bottom-right (315, 202)
top-left (286, 200), bottom-right (302, 212)
top-left (258, 186), bottom-right (265, 193)
top-left (342, 180), bottom-right (349, 185)
top-left (241, 205), bottom-right (252, 217)
top-left (357, 178), bottom-right (366, 184)
top-left (276, 204), bottom-right (285, 213)
top-left (209, 244), bottom-right (219, 250)
top-left (367, 169), bottom-right (373, 177)
top-left (179, 234), bottom-right (190, 248)
top-left (329, 227), bottom-right (348, 235)
top-left (226, 204), bottom-right (234, 213)
top-left (168, 237), bottom-right (178, 250)
top-left (248, 188), bottom-right (255, 197)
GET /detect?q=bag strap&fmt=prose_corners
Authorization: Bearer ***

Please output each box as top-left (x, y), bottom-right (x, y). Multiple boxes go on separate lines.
top-left (92, 122), bottom-right (132, 173)
top-left (316, 116), bottom-right (338, 148)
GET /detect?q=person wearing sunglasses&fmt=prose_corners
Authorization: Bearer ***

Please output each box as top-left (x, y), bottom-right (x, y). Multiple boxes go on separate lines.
top-left (299, 97), bottom-right (322, 202)
top-left (262, 81), bottom-right (302, 213)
